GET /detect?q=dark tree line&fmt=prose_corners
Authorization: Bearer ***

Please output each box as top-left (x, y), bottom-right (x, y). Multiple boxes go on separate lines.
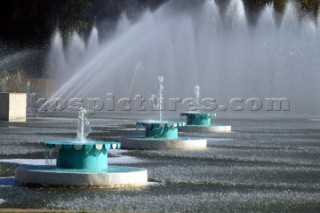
top-left (0, 0), bottom-right (319, 49)
top-left (242, 0), bottom-right (320, 26)
top-left (0, 0), bottom-right (165, 49)
top-left (0, 0), bottom-right (90, 48)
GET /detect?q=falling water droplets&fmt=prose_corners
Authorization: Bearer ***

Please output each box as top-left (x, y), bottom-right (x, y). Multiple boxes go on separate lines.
top-left (87, 26), bottom-right (99, 54)
top-left (225, 0), bottom-right (247, 29)
top-left (46, 30), bottom-right (66, 80)
top-left (116, 13), bottom-right (131, 33)
top-left (44, 0), bottom-right (320, 116)
top-left (67, 32), bottom-right (86, 67)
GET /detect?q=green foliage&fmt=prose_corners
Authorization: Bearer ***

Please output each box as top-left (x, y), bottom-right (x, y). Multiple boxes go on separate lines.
top-left (0, 0), bottom-right (320, 47)
top-left (297, 0), bottom-right (320, 18)
top-left (243, 0), bottom-right (273, 25)
top-left (0, 69), bottom-right (42, 93)
top-left (273, 0), bottom-right (289, 14)
top-left (0, 0), bottom-right (91, 47)
top-left (243, 0), bottom-right (320, 25)
top-left (58, 0), bottom-right (92, 37)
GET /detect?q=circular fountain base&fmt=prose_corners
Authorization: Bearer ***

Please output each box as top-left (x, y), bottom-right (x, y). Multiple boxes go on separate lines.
top-left (179, 125), bottom-right (232, 133)
top-left (15, 165), bottom-right (148, 188)
top-left (121, 137), bottom-right (207, 150)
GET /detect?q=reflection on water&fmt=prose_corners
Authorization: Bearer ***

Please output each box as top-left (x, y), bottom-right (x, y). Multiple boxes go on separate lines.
top-left (0, 117), bottom-right (320, 212)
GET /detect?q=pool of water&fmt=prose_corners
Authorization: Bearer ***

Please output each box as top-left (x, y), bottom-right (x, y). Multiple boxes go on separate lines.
top-left (0, 117), bottom-right (319, 212)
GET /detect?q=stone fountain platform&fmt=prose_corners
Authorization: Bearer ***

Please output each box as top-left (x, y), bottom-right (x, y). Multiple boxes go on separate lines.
top-left (179, 112), bottom-right (232, 133)
top-left (178, 125), bottom-right (231, 133)
top-left (15, 141), bottom-right (148, 188)
top-left (121, 120), bottom-right (207, 150)
top-left (121, 137), bottom-right (206, 150)
top-left (15, 165), bottom-right (148, 188)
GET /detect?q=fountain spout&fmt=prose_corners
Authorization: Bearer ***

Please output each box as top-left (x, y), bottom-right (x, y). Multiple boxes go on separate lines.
top-left (77, 107), bottom-right (92, 142)
top-left (157, 76), bottom-right (164, 121)
top-left (194, 85), bottom-right (200, 109)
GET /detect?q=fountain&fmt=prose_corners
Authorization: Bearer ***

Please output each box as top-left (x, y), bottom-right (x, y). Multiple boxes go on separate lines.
top-left (15, 108), bottom-right (148, 187)
top-left (120, 77), bottom-right (207, 150)
top-left (1, 0), bottom-right (320, 211)
top-left (179, 85), bottom-right (232, 133)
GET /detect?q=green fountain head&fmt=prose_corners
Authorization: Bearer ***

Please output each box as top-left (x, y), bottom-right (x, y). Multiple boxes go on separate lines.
top-left (181, 112), bottom-right (217, 126)
top-left (15, 107), bottom-right (149, 188)
top-left (137, 120), bottom-right (185, 139)
top-left (45, 141), bottom-right (120, 171)
top-left (44, 108), bottom-right (123, 171)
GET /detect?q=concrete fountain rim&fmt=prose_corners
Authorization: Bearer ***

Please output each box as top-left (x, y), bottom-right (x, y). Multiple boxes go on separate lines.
top-left (15, 165), bottom-right (148, 188)
top-left (180, 111), bottom-right (216, 116)
top-left (136, 120), bottom-right (186, 126)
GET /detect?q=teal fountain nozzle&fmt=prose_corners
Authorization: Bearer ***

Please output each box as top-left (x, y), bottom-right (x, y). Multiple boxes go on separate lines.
top-left (180, 111), bottom-right (231, 133)
top-left (179, 85), bottom-right (231, 133)
top-left (181, 112), bottom-right (217, 126)
top-left (120, 78), bottom-right (207, 150)
top-left (121, 119), bottom-right (207, 150)
top-left (15, 107), bottom-right (148, 187)
top-left (137, 120), bottom-right (185, 139)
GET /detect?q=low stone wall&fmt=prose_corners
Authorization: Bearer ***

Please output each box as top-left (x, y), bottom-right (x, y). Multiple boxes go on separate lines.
top-left (0, 93), bottom-right (26, 122)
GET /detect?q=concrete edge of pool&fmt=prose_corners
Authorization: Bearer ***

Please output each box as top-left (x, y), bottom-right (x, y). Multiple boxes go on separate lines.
top-left (15, 165), bottom-right (148, 188)
top-left (179, 125), bottom-right (232, 133)
top-left (120, 137), bottom-right (207, 150)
